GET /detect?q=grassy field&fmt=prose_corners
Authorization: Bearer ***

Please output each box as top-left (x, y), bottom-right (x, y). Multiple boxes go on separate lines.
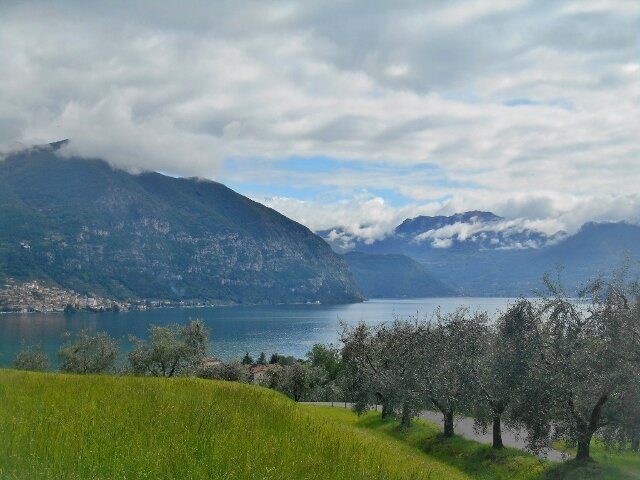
top-left (1, 370), bottom-right (638, 480)
top-left (0, 370), bottom-right (467, 480)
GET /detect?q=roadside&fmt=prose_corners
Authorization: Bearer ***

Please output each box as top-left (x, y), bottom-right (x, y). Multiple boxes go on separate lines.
top-left (303, 402), bottom-right (565, 461)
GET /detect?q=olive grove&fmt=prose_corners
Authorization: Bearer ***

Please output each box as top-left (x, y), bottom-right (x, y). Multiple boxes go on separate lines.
top-left (340, 273), bottom-right (640, 461)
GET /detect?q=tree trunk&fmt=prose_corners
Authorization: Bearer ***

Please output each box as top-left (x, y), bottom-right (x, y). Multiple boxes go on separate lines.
top-left (576, 434), bottom-right (592, 461)
top-left (443, 411), bottom-right (454, 437)
top-left (492, 414), bottom-right (504, 449)
top-left (381, 402), bottom-right (391, 420)
top-left (401, 403), bottom-right (411, 428)
top-left (574, 394), bottom-right (608, 461)
top-left (631, 437), bottom-right (639, 452)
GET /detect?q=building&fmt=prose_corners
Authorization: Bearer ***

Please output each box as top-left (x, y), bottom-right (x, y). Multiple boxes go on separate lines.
top-left (250, 365), bottom-right (274, 385)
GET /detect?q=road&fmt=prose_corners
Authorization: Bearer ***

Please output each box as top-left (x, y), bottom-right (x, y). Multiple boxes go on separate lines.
top-left (303, 402), bottom-right (566, 461)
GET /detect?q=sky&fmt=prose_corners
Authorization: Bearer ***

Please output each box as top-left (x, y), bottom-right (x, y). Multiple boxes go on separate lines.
top-left (1, 0), bottom-right (639, 243)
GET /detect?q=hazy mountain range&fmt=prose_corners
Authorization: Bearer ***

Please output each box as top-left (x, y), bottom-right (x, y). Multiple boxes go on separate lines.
top-left (321, 212), bottom-right (640, 297)
top-left (343, 252), bottom-right (455, 298)
top-left (0, 143), bottom-right (361, 305)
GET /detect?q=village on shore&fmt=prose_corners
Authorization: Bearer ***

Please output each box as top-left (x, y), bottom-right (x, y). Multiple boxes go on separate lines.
top-left (0, 279), bottom-right (137, 313)
top-left (0, 279), bottom-right (216, 314)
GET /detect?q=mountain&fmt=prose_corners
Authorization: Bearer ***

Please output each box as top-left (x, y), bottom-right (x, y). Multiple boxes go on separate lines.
top-left (320, 212), bottom-right (640, 297)
top-left (394, 211), bottom-right (501, 236)
top-left (343, 252), bottom-right (455, 298)
top-left (0, 143), bottom-right (362, 305)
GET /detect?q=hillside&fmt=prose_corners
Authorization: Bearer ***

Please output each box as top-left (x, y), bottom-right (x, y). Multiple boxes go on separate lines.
top-left (0, 143), bottom-right (362, 305)
top-left (0, 370), bottom-right (466, 480)
top-left (343, 252), bottom-right (456, 298)
top-left (306, 406), bottom-right (638, 480)
top-left (2, 370), bottom-right (634, 479)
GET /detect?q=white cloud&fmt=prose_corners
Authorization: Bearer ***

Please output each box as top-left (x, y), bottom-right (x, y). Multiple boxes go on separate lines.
top-left (0, 0), bottom-right (638, 234)
top-left (258, 192), bottom-right (640, 245)
top-left (431, 237), bottom-right (454, 249)
top-left (413, 217), bottom-right (564, 249)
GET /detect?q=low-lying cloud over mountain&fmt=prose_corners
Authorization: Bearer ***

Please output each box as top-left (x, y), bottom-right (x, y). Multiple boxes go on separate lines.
top-left (326, 211), bottom-right (640, 296)
top-left (318, 211), bottom-right (567, 253)
top-left (411, 217), bottom-right (566, 250)
top-left (264, 194), bottom-right (639, 249)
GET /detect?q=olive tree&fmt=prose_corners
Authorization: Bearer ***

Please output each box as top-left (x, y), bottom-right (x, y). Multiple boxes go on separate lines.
top-left (58, 330), bottom-right (119, 374)
top-left (340, 322), bottom-right (383, 414)
top-left (13, 345), bottom-right (51, 372)
top-left (416, 308), bottom-right (488, 437)
top-left (518, 273), bottom-right (640, 461)
top-left (380, 320), bottom-right (424, 427)
top-left (601, 366), bottom-right (640, 452)
top-left (341, 319), bottom-right (422, 426)
top-left (472, 299), bottom-right (541, 448)
top-left (268, 362), bottom-right (325, 402)
top-left (128, 319), bottom-right (209, 377)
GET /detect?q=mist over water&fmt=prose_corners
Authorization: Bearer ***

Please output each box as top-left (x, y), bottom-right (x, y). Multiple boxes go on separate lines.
top-left (0, 298), bottom-right (515, 367)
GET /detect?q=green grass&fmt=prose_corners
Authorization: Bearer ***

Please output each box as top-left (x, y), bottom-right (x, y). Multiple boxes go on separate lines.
top-left (304, 405), bottom-right (640, 480)
top-left (551, 440), bottom-right (640, 479)
top-left (0, 370), bottom-right (468, 480)
top-left (303, 405), bottom-right (548, 480)
top-left (2, 370), bottom-right (638, 480)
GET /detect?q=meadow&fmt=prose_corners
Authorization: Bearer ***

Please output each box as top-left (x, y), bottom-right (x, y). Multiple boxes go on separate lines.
top-left (0, 369), bottom-right (465, 480)
top-left (1, 369), bottom-right (638, 479)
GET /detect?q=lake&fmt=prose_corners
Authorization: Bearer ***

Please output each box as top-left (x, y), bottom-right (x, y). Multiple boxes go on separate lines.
top-left (0, 297), bottom-right (516, 367)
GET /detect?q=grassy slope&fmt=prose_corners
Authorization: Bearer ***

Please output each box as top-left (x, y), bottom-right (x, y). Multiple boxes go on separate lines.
top-left (2, 370), bottom-right (637, 480)
top-left (304, 405), bottom-right (640, 480)
top-left (304, 406), bottom-right (548, 480)
top-left (551, 441), bottom-right (640, 480)
top-left (0, 370), bottom-right (467, 480)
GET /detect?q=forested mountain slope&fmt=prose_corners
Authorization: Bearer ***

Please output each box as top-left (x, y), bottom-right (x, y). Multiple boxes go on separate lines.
top-left (0, 143), bottom-right (362, 304)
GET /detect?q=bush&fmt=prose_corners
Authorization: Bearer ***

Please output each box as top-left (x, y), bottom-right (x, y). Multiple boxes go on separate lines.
top-left (128, 320), bottom-right (209, 377)
top-left (13, 346), bottom-right (50, 372)
top-left (58, 330), bottom-right (119, 374)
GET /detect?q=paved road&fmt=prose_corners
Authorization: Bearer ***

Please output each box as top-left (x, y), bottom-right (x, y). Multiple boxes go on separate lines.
top-left (304, 402), bottom-right (566, 461)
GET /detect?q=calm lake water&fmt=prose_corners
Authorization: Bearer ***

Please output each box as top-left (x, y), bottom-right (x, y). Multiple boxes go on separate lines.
top-left (0, 298), bottom-right (516, 367)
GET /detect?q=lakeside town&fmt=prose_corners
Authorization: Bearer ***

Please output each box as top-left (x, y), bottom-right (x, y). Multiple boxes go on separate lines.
top-left (0, 279), bottom-right (214, 313)
top-left (0, 278), bottom-right (325, 314)
top-left (0, 279), bottom-right (135, 313)
top-left (0, 279), bottom-right (234, 314)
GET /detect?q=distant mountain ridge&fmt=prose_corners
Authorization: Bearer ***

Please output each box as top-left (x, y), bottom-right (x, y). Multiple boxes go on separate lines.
top-left (320, 212), bottom-right (640, 297)
top-left (394, 211), bottom-right (501, 235)
top-left (0, 143), bottom-right (362, 305)
top-left (343, 252), bottom-right (455, 298)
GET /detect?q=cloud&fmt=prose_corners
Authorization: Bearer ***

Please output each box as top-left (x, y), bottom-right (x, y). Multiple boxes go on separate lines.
top-left (261, 194), bottom-right (409, 243)
top-left (413, 217), bottom-right (565, 249)
top-left (0, 0), bottom-right (638, 233)
top-left (257, 191), bottom-right (640, 245)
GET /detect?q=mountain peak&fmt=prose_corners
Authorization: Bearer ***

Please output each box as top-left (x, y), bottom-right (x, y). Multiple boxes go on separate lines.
top-left (394, 211), bottom-right (502, 236)
top-left (47, 139), bottom-right (70, 150)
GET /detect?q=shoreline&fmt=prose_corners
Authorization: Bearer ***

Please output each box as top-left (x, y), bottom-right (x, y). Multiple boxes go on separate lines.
top-left (0, 298), bottom-right (366, 315)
